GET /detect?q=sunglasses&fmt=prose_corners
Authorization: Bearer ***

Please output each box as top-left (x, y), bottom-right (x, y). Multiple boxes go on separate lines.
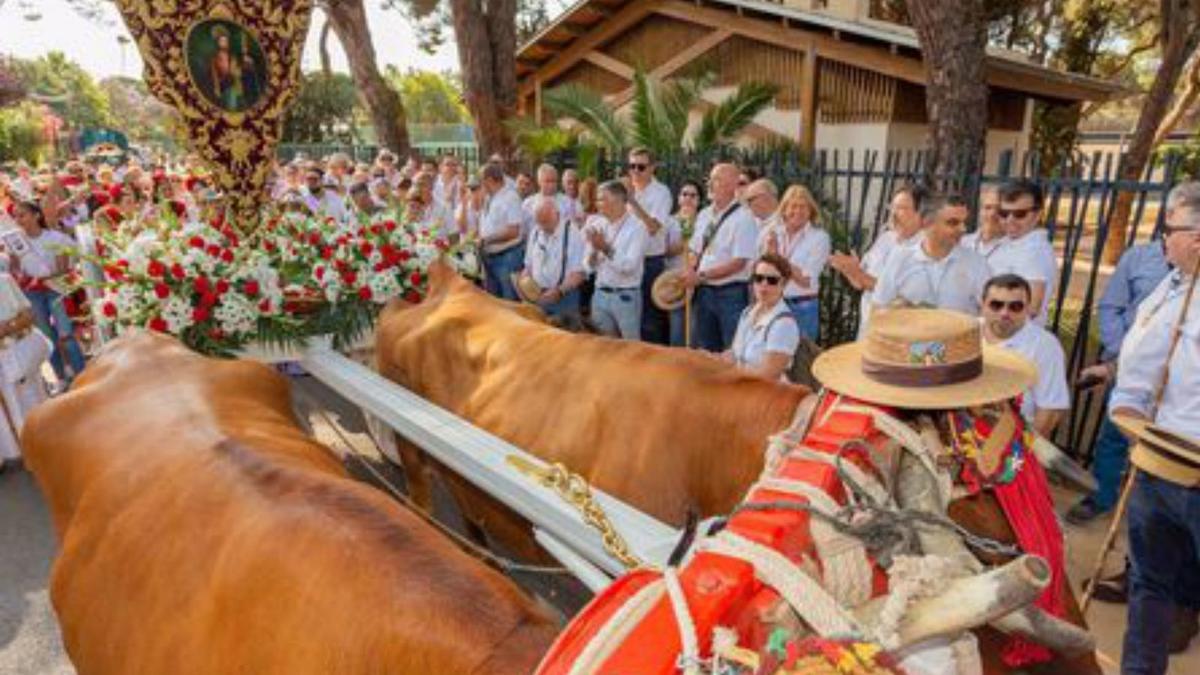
top-left (1164, 225), bottom-right (1200, 237)
top-left (998, 208), bottom-right (1033, 220)
top-left (628, 163), bottom-right (649, 172)
top-left (987, 299), bottom-right (1026, 313)
top-left (752, 273), bottom-right (783, 286)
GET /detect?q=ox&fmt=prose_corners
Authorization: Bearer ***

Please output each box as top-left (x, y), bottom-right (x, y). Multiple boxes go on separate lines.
top-left (23, 332), bottom-right (557, 675)
top-left (376, 263), bottom-right (1098, 674)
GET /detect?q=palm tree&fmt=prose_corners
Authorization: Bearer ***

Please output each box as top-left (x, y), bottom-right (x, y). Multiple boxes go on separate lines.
top-left (542, 67), bottom-right (778, 156)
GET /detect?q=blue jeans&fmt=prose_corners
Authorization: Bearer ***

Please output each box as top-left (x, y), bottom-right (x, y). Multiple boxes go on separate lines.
top-left (693, 283), bottom-right (748, 352)
top-left (640, 255), bottom-right (669, 345)
top-left (538, 288), bottom-right (581, 320)
top-left (26, 288), bottom-right (86, 383)
top-left (1088, 387), bottom-right (1131, 510)
top-left (591, 286), bottom-right (641, 339)
top-left (1124, 472), bottom-right (1200, 675)
top-left (670, 307), bottom-right (687, 346)
top-left (483, 245), bottom-right (525, 301)
top-left (785, 296), bottom-right (820, 341)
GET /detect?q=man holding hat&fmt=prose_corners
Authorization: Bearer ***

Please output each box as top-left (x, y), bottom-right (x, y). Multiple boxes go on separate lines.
top-left (1110, 193), bottom-right (1200, 675)
top-left (519, 197), bottom-right (585, 320)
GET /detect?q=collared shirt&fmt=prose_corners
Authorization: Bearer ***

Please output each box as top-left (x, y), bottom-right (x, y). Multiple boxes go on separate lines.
top-left (18, 229), bottom-right (75, 279)
top-left (523, 193), bottom-right (580, 240)
top-left (524, 222), bottom-right (585, 290)
top-left (994, 320), bottom-right (1070, 421)
top-left (631, 179), bottom-right (674, 256)
top-left (758, 222), bottom-right (831, 299)
top-left (1111, 272), bottom-right (1200, 439)
top-left (872, 241), bottom-right (991, 316)
top-left (857, 228), bottom-right (923, 338)
top-left (689, 201), bottom-right (758, 285)
top-left (303, 189), bottom-right (348, 222)
top-left (961, 231), bottom-right (1005, 260)
top-left (988, 229), bottom-right (1059, 325)
top-left (480, 185), bottom-right (525, 253)
top-left (584, 212), bottom-right (647, 288)
top-left (1097, 241), bottom-right (1171, 359)
top-left (731, 300), bottom-right (800, 379)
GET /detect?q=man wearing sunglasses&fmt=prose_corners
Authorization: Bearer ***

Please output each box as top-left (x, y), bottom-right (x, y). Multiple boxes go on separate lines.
top-left (988, 179), bottom-right (1058, 325)
top-left (981, 274), bottom-right (1069, 437)
top-left (625, 148), bottom-right (675, 344)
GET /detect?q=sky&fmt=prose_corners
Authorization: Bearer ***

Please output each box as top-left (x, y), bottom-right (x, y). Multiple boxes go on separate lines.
top-left (0, 0), bottom-right (461, 79)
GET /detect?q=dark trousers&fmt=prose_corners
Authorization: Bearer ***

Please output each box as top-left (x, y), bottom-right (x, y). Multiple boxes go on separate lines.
top-left (693, 282), bottom-right (749, 352)
top-left (482, 245), bottom-right (525, 301)
top-left (1123, 472), bottom-right (1200, 675)
top-left (640, 255), bottom-right (669, 345)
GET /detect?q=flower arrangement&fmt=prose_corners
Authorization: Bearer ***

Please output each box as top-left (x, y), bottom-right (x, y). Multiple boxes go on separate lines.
top-left (85, 210), bottom-right (479, 355)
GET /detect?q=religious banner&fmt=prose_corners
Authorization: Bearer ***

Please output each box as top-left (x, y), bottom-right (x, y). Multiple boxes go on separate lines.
top-left (115, 0), bottom-right (314, 223)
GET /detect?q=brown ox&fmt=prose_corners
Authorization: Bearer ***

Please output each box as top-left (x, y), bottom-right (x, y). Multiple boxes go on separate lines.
top-left (23, 332), bottom-right (556, 675)
top-left (377, 264), bottom-right (1098, 675)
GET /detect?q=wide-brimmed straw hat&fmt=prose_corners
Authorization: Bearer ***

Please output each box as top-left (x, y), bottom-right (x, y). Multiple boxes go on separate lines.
top-left (812, 308), bottom-right (1036, 409)
top-left (1113, 415), bottom-right (1200, 486)
top-left (651, 268), bottom-right (688, 311)
top-left (509, 272), bottom-right (542, 305)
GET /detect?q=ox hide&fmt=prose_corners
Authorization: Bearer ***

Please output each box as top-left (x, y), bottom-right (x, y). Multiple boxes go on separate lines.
top-left (23, 332), bottom-right (557, 675)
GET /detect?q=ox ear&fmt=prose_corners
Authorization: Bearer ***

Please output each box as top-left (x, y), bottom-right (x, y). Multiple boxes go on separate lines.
top-left (427, 258), bottom-right (461, 296)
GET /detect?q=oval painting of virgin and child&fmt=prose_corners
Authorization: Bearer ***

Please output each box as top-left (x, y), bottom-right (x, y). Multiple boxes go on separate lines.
top-left (186, 19), bottom-right (268, 113)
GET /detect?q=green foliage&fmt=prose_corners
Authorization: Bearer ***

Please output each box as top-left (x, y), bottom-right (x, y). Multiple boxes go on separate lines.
top-left (282, 72), bottom-right (363, 144)
top-left (692, 81), bottom-right (780, 154)
top-left (99, 76), bottom-right (181, 150)
top-left (383, 67), bottom-right (470, 124)
top-left (0, 102), bottom-right (48, 164)
top-left (507, 117), bottom-right (604, 178)
top-left (11, 51), bottom-right (112, 130)
top-left (542, 83), bottom-right (627, 151)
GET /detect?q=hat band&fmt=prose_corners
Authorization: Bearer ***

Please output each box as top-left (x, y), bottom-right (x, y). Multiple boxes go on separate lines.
top-left (861, 355), bottom-right (983, 388)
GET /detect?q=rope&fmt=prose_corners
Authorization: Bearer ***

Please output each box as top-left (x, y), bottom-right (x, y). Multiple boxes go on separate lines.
top-left (790, 445), bottom-right (892, 507)
top-left (565, 578), bottom-right (667, 675)
top-left (296, 390), bottom-right (572, 577)
top-left (663, 567), bottom-right (703, 675)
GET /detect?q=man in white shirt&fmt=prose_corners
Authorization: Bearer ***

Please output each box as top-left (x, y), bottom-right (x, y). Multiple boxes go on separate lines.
top-left (562, 169), bottom-right (586, 227)
top-left (988, 179), bottom-right (1059, 325)
top-left (684, 163), bottom-right (759, 351)
top-left (961, 185), bottom-right (1005, 261)
top-left (744, 179), bottom-right (780, 230)
top-left (625, 148), bottom-right (675, 344)
top-left (302, 168), bottom-right (348, 222)
top-left (479, 164), bottom-right (526, 301)
top-left (981, 274), bottom-right (1069, 436)
top-left (585, 181), bottom-right (648, 340)
top-left (872, 192), bottom-right (991, 316)
top-left (434, 154), bottom-right (462, 215)
top-left (523, 164), bottom-right (579, 240)
top-left (520, 197), bottom-right (585, 320)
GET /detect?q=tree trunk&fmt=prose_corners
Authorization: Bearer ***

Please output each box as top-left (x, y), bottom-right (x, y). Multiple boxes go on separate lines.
top-left (1103, 1), bottom-right (1200, 264)
top-left (1153, 52), bottom-right (1200, 146)
top-left (319, 16), bottom-right (334, 76)
top-left (905, 0), bottom-right (990, 182)
top-left (324, 0), bottom-right (410, 155)
top-left (450, 0), bottom-right (518, 157)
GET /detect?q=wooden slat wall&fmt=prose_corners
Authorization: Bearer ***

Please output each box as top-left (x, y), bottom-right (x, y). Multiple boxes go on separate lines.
top-left (681, 36), bottom-right (805, 109)
top-left (601, 15), bottom-right (713, 72)
top-left (555, 61), bottom-right (631, 96)
top-left (818, 59), bottom-right (896, 124)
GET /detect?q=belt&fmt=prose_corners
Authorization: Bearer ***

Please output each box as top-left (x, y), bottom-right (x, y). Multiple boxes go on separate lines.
top-left (786, 295), bottom-right (818, 303)
top-left (597, 286), bottom-right (639, 292)
top-left (644, 254), bottom-right (667, 261)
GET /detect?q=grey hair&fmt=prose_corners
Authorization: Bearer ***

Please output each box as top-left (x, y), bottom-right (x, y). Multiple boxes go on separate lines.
top-left (1166, 181), bottom-right (1200, 213)
top-left (537, 163), bottom-right (559, 180)
top-left (599, 180), bottom-right (628, 203)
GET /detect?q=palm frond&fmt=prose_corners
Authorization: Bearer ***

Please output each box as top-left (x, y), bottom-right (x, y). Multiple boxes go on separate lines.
top-left (658, 74), bottom-right (709, 152)
top-left (691, 81), bottom-right (779, 153)
top-left (505, 116), bottom-right (575, 161)
top-left (543, 83), bottom-right (627, 152)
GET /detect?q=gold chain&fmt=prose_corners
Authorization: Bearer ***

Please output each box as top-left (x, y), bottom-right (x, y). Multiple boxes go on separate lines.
top-left (507, 455), bottom-right (645, 570)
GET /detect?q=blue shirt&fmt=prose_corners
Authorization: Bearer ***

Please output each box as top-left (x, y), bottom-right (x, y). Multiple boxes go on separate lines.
top-left (1097, 241), bottom-right (1170, 359)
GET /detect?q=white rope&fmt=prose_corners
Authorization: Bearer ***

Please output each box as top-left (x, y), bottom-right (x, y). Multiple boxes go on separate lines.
top-left (873, 554), bottom-right (962, 650)
top-left (564, 578), bottom-right (666, 675)
top-left (700, 530), bottom-right (871, 641)
top-left (663, 568), bottom-right (703, 675)
top-left (833, 404), bottom-right (951, 503)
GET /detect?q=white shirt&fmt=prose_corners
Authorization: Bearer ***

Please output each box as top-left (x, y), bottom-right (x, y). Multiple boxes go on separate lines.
top-left (857, 228), bottom-right (923, 338)
top-left (480, 185), bottom-right (525, 253)
top-left (584, 212), bottom-right (647, 289)
top-left (988, 229), bottom-right (1058, 324)
top-left (994, 320), bottom-right (1070, 421)
top-left (961, 231), bottom-right (1005, 261)
top-left (630, 179), bottom-right (675, 256)
top-left (524, 222), bottom-right (585, 291)
top-left (304, 189), bottom-right (348, 222)
top-left (731, 300), bottom-right (800, 379)
top-left (873, 241), bottom-right (991, 316)
top-left (19, 229), bottom-right (76, 279)
top-left (523, 193), bottom-right (579, 240)
top-left (758, 222), bottom-right (831, 299)
top-left (1111, 271), bottom-right (1200, 440)
top-left (689, 202), bottom-right (758, 285)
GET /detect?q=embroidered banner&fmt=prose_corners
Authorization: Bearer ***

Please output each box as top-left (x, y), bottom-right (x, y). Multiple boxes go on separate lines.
top-left (115, 0), bottom-right (314, 223)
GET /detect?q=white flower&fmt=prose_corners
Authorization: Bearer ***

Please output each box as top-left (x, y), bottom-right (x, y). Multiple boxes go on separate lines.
top-left (162, 295), bottom-right (194, 333)
top-left (214, 293), bottom-right (259, 336)
top-left (368, 271), bottom-right (401, 302)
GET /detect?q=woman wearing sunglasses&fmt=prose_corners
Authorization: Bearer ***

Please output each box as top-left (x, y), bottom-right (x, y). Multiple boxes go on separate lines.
top-left (724, 253), bottom-right (800, 381)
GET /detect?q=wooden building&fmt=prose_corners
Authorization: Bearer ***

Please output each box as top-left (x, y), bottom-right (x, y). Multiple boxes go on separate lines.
top-left (515, 0), bottom-right (1121, 170)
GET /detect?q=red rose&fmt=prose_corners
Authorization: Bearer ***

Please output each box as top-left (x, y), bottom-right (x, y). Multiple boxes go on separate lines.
top-left (199, 292), bottom-right (218, 309)
top-left (146, 260), bottom-right (166, 278)
top-left (258, 298), bottom-right (272, 313)
top-left (314, 266), bottom-right (326, 280)
top-left (398, 250), bottom-right (411, 262)
top-left (215, 279), bottom-right (230, 295)
top-left (192, 307), bottom-right (210, 323)
top-left (171, 263), bottom-right (186, 280)
top-left (359, 241), bottom-right (374, 256)
top-left (208, 328), bottom-right (225, 341)
top-left (342, 270), bottom-right (357, 286)
top-left (95, 241), bottom-right (106, 257)
top-left (358, 286), bottom-right (372, 301)
top-left (193, 276), bottom-right (210, 294)
top-left (384, 220), bottom-right (397, 232)
top-left (116, 259), bottom-right (130, 268)
top-left (206, 244), bottom-right (221, 258)
top-left (373, 262), bottom-right (386, 272)
top-left (263, 241), bottom-right (277, 253)
top-left (335, 259), bottom-right (348, 273)
top-left (148, 317), bottom-right (168, 332)
top-left (189, 236), bottom-right (205, 249)
top-left (409, 271), bottom-right (423, 286)
top-left (244, 280), bottom-right (260, 297)
top-left (320, 246), bottom-right (333, 260)
top-left (153, 283), bottom-right (170, 299)
top-left (220, 249), bottom-right (234, 263)
top-left (403, 289), bottom-right (422, 303)
top-left (102, 302), bottom-right (117, 318)
top-left (308, 232), bottom-right (321, 246)
top-left (104, 265), bottom-right (125, 282)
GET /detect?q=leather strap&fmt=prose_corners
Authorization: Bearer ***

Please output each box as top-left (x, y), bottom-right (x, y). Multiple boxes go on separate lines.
top-left (861, 355), bottom-right (983, 388)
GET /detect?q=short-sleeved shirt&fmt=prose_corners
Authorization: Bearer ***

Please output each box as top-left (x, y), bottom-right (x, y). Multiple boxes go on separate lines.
top-left (584, 212), bottom-right (648, 288)
top-left (872, 242), bottom-right (991, 316)
top-left (21, 229), bottom-right (76, 279)
top-left (961, 231), bottom-right (1006, 261)
top-left (480, 185), bottom-right (525, 253)
top-left (857, 228), bottom-right (923, 338)
top-left (523, 193), bottom-right (579, 240)
top-left (987, 229), bottom-right (1058, 324)
top-left (630, 179), bottom-right (674, 256)
top-left (731, 300), bottom-right (800, 380)
top-left (758, 222), bottom-right (831, 299)
top-left (689, 202), bottom-right (758, 285)
top-left (524, 223), bottom-right (585, 290)
top-left (995, 320), bottom-right (1070, 421)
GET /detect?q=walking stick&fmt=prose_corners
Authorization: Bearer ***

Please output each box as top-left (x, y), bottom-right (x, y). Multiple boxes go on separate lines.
top-left (1081, 255), bottom-right (1200, 613)
top-left (684, 289), bottom-right (693, 348)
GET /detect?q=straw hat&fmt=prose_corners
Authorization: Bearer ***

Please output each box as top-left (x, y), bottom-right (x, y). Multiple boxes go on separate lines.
top-left (651, 268), bottom-right (688, 311)
top-left (1113, 415), bottom-right (1200, 486)
top-left (811, 308), bottom-right (1036, 409)
top-left (509, 272), bottom-right (542, 304)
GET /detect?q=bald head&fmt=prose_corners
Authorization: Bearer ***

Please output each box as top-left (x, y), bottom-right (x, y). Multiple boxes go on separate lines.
top-left (709, 163), bottom-right (741, 205)
top-left (534, 195), bottom-right (560, 233)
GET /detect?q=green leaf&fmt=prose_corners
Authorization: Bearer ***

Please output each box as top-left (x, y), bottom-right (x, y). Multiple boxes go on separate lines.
top-left (543, 83), bottom-right (627, 152)
top-left (692, 81), bottom-right (779, 153)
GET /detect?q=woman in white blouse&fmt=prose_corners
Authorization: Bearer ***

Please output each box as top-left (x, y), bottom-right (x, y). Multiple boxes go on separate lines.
top-left (725, 253), bottom-right (800, 381)
top-left (761, 185), bottom-right (831, 340)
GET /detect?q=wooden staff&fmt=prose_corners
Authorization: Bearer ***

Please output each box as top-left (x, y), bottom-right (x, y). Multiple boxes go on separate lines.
top-left (1082, 255), bottom-right (1200, 613)
top-left (684, 289), bottom-right (693, 349)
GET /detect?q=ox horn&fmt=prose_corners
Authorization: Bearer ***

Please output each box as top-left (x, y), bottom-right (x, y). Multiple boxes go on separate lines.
top-left (1030, 434), bottom-right (1098, 494)
top-left (991, 604), bottom-right (1096, 657)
